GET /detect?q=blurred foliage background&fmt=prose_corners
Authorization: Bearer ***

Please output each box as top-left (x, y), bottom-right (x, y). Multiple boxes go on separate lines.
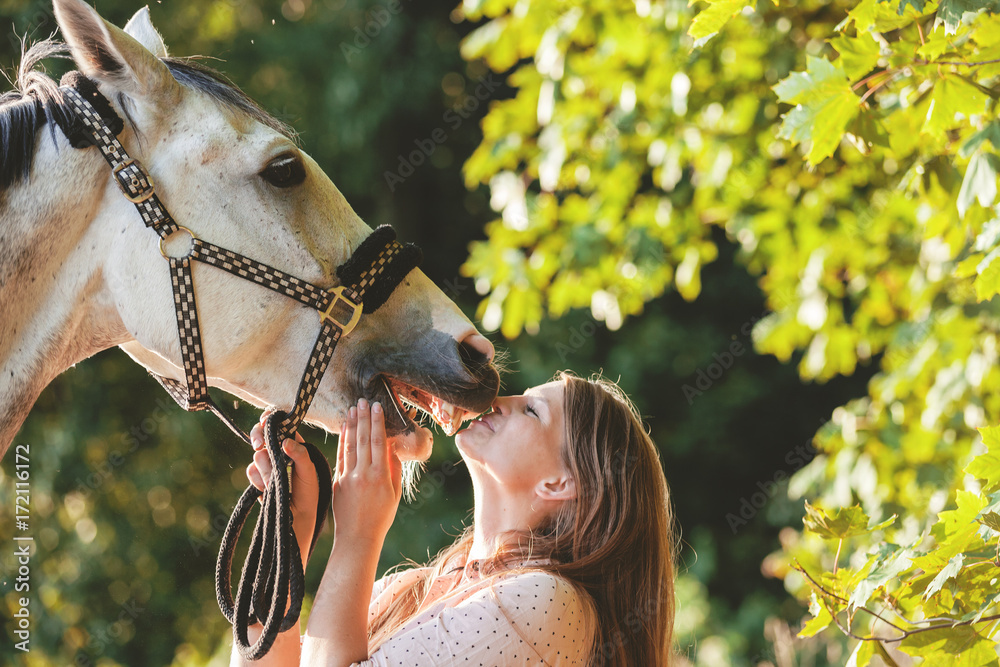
top-left (2, 0), bottom-right (998, 664)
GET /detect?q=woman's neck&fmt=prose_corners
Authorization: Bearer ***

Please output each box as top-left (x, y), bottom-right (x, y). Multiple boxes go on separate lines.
top-left (468, 482), bottom-right (546, 561)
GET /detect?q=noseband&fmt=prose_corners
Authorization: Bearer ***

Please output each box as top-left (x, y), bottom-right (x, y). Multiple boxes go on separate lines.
top-left (57, 72), bottom-right (421, 659)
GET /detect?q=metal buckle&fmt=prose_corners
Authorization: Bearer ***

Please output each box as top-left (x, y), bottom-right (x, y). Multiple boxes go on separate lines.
top-left (319, 286), bottom-right (363, 336)
top-left (112, 158), bottom-right (155, 203)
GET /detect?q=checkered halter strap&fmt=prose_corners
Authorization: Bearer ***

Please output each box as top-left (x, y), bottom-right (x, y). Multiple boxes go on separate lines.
top-left (57, 72), bottom-right (421, 659)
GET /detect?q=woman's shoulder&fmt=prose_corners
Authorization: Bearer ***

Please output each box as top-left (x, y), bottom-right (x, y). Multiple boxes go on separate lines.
top-left (493, 568), bottom-right (590, 607)
top-left (371, 565), bottom-right (432, 600)
top-left (490, 568), bottom-right (594, 629)
top-left (496, 567), bottom-right (574, 588)
top-left (484, 569), bottom-right (596, 661)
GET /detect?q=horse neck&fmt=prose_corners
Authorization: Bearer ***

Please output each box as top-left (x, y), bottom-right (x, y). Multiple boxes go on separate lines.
top-left (0, 130), bottom-right (129, 456)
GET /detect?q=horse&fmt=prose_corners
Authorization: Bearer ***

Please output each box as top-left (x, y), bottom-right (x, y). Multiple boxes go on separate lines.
top-left (0, 0), bottom-right (500, 462)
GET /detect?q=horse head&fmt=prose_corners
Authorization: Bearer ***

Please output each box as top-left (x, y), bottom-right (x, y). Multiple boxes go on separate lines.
top-left (0, 0), bottom-right (499, 457)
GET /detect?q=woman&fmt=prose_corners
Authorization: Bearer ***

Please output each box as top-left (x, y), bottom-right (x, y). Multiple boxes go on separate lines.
top-left (234, 372), bottom-right (677, 666)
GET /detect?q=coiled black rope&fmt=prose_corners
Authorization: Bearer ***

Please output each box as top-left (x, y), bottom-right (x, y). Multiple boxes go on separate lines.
top-left (216, 411), bottom-right (332, 660)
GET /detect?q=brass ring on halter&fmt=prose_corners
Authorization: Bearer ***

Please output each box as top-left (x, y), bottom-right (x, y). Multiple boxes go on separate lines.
top-left (159, 226), bottom-right (197, 259)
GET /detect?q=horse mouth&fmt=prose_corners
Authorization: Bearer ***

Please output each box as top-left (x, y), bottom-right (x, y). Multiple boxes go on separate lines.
top-left (376, 377), bottom-right (478, 437)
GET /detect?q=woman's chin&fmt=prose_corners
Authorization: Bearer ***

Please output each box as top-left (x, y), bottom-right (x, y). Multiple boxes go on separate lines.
top-left (454, 431), bottom-right (480, 459)
top-left (390, 424), bottom-right (433, 462)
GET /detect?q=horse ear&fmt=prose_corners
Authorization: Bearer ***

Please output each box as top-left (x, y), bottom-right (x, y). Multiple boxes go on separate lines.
top-left (53, 0), bottom-right (177, 102)
top-left (124, 7), bottom-right (169, 59)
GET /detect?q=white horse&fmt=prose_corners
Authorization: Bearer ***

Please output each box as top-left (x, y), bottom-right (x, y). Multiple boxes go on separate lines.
top-left (0, 0), bottom-right (499, 460)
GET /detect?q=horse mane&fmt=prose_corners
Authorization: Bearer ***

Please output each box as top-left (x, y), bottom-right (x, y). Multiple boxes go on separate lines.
top-left (0, 38), bottom-right (75, 191)
top-left (0, 37), bottom-right (296, 193)
top-left (161, 57), bottom-right (296, 142)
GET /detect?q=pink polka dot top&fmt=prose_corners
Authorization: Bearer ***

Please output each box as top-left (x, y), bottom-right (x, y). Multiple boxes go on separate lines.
top-left (355, 558), bottom-right (595, 666)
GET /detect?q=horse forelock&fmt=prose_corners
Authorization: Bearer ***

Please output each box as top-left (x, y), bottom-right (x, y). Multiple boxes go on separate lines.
top-left (0, 38), bottom-right (75, 192)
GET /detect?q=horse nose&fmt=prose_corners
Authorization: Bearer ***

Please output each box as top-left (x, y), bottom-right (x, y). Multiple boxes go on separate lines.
top-left (460, 333), bottom-right (495, 364)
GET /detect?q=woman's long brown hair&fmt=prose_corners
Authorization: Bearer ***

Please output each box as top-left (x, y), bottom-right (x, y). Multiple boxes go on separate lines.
top-left (367, 372), bottom-right (677, 665)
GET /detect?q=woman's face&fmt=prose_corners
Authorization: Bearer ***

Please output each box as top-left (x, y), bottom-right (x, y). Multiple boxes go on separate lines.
top-left (455, 380), bottom-right (571, 496)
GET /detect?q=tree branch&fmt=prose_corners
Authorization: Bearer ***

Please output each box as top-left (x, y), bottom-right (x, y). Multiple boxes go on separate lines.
top-left (933, 58), bottom-right (1000, 66)
top-left (792, 562), bottom-right (1000, 643)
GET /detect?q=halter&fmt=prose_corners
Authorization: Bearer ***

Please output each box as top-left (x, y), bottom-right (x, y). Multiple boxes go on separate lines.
top-left (56, 71), bottom-right (421, 659)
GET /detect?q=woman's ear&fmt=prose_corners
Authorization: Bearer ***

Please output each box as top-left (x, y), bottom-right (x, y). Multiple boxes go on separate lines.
top-left (535, 475), bottom-right (577, 502)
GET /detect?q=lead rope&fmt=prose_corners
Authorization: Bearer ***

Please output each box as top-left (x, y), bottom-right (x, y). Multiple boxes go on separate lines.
top-left (55, 72), bottom-right (422, 659)
top-left (216, 410), bottom-right (333, 659)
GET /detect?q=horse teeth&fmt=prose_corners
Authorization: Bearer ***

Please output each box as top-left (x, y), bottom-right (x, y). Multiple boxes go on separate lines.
top-left (433, 400), bottom-right (464, 436)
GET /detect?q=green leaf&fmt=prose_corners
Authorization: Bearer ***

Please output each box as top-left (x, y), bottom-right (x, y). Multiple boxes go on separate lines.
top-left (774, 57), bottom-right (859, 164)
top-left (967, 426), bottom-right (1000, 488)
top-left (847, 112), bottom-right (892, 153)
top-left (957, 253), bottom-right (985, 277)
top-left (975, 492), bottom-right (1000, 531)
top-left (975, 246), bottom-right (1000, 301)
top-left (923, 77), bottom-right (991, 137)
top-left (936, 491), bottom-right (987, 540)
top-left (901, 625), bottom-right (1000, 664)
top-left (923, 552), bottom-right (965, 599)
top-left (848, 544), bottom-right (914, 611)
top-left (961, 121), bottom-right (1000, 159)
top-left (688, 0), bottom-right (751, 45)
top-left (848, 0), bottom-right (923, 30)
top-left (958, 152), bottom-right (1000, 218)
top-left (831, 32), bottom-right (881, 80)
top-left (936, 0), bottom-right (1000, 34)
top-left (798, 592), bottom-right (833, 637)
top-left (897, 0), bottom-right (931, 12)
top-left (773, 56), bottom-right (847, 104)
top-left (917, 30), bottom-right (959, 60)
top-left (803, 501), bottom-right (896, 539)
top-left (982, 425), bottom-right (1000, 451)
top-left (845, 639), bottom-right (876, 667)
top-left (973, 215), bottom-right (1000, 251)
top-left (675, 246), bottom-right (703, 301)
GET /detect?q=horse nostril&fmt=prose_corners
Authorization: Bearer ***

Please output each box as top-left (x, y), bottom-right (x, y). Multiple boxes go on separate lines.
top-left (460, 333), bottom-right (495, 364)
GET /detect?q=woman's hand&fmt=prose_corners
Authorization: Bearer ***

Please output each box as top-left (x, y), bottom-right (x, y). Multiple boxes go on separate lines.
top-left (333, 399), bottom-right (403, 548)
top-left (246, 410), bottom-right (320, 566)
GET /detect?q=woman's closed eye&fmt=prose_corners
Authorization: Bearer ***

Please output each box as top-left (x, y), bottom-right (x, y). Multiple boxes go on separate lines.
top-left (525, 403), bottom-right (539, 418)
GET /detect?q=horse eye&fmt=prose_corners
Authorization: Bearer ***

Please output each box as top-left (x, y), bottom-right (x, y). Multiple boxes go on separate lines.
top-left (260, 155), bottom-right (305, 188)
